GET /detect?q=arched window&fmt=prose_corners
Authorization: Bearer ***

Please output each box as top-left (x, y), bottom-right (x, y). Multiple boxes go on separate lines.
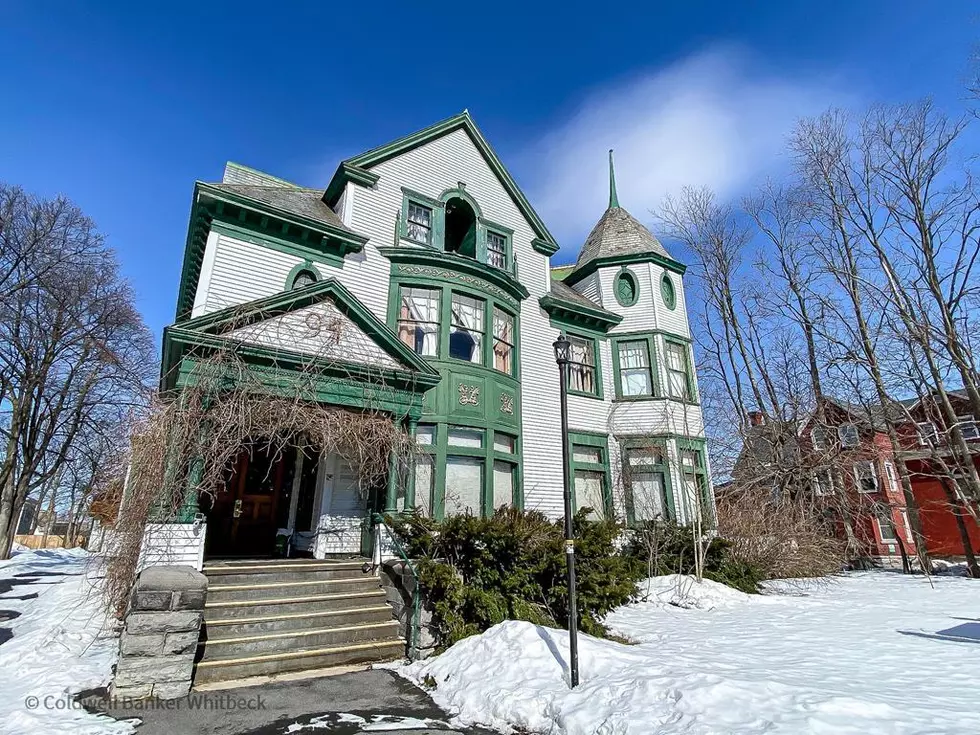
top-left (289, 268), bottom-right (319, 290)
top-left (661, 273), bottom-right (676, 310)
top-left (444, 196), bottom-right (477, 258)
top-left (614, 268), bottom-right (639, 307)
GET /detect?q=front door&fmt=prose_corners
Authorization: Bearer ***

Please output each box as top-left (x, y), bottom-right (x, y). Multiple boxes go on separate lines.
top-left (205, 445), bottom-right (291, 557)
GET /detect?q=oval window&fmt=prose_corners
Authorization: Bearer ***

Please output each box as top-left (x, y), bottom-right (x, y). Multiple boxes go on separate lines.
top-left (614, 269), bottom-right (638, 307)
top-left (661, 273), bottom-right (676, 310)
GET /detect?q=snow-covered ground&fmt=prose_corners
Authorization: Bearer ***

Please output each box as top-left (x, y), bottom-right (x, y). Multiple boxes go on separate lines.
top-left (398, 572), bottom-right (980, 734)
top-left (0, 548), bottom-right (131, 735)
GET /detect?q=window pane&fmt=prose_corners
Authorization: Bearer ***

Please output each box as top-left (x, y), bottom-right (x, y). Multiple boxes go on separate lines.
top-left (631, 472), bottom-right (665, 521)
top-left (414, 454), bottom-right (435, 516)
top-left (415, 425), bottom-right (436, 446)
top-left (622, 370), bottom-right (651, 397)
top-left (492, 460), bottom-right (515, 511)
top-left (838, 424), bottom-right (859, 447)
top-left (407, 201), bottom-right (432, 244)
top-left (493, 432), bottom-right (516, 454)
top-left (877, 511), bottom-right (897, 541)
top-left (567, 336), bottom-right (597, 394)
top-left (493, 308), bottom-right (514, 374)
top-left (292, 270), bottom-right (317, 289)
top-left (626, 446), bottom-right (664, 466)
top-left (447, 427), bottom-right (484, 448)
top-left (398, 287), bottom-right (440, 356)
top-left (618, 341), bottom-right (651, 397)
top-left (666, 343), bottom-right (689, 400)
top-left (574, 470), bottom-right (606, 520)
top-left (445, 456), bottom-right (483, 516)
top-left (487, 231), bottom-right (507, 269)
top-left (450, 293), bottom-right (484, 363)
top-left (572, 445), bottom-right (602, 464)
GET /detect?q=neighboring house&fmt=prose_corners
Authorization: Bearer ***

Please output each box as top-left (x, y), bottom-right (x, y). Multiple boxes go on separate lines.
top-left (147, 113), bottom-right (712, 567)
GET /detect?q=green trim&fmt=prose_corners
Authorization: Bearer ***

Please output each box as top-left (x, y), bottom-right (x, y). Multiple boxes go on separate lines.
top-left (161, 278), bottom-right (441, 393)
top-left (382, 246), bottom-right (529, 305)
top-left (284, 260), bottom-right (322, 290)
top-left (611, 334), bottom-right (660, 400)
top-left (564, 332), bottom-right (604, 400)
top-left (661, 272), bottom-right (677, 310)
top-left (532, 237), bottom-right (559, 257)
top-left (567, 430), bottom-right (613, 518)
top-left (563, 251), bottom-right (686, 289)
top-left (340, 111), bottom-right (559, 254)
top-left (539, 294), bottom-right (622, 334)
top-left (618, 436), bottom-right (676, 522)
top-left (613, 267), bottom-right (639, 307)
top-left (324, 162), bottom-right (380, 206)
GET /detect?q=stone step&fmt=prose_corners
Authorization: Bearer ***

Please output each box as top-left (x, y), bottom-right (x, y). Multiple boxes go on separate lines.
top-left (199, 620), bottom-right (401, 660)
top-left (204, 605), bottom-right (393, 637)
top-left (203, 567), bottom-right (368, 586)
top-left (204, 589), bottom-right (388, 619)
top-left (193, 639), bottom-right (406, 685)
top-left (206, 577), bottom-right (381, 603)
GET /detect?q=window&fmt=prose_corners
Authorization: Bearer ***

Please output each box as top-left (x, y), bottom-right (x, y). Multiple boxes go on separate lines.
top-left (811, 427), bottom-right (828, 451)
top-left (448, 427), bottom-right (484, 448)
top-left (568, 433), bottom-right (610, 520)
top-left (661, 273), bottom-right (677, 310)
top-left (813, 470), bottom-right (834, 496)
top-left (617, 340), bottom-right (653, 397)
top-left (493, 432), bottom-right (516, 454)
top-left (449, 293), bottom-right (484, 363)
top-left (900, 509), bottom-right (914, 543)
top-left (883, 461), bottom-right (899, 493)
top-left (444, 456), bottom-right (483, 516)
top-left (492, 308), bottom-right (515, 374)
top-left (614, 269), bottom-right (639, 307)
top-left (680, 446), bottom-right (711, 525)
top-left (876, 510), bottom-right (897, 543)
top-left (957, 415), bottom-right (980, 441)
top-left (492, 461), bottom-right (516, 511)
top-left (487, 230), bottom-right (508, 269)
top-left (838, 424), bottom-right (860, 448)
top-left (415, 424), bottom-right (436, 446)
top-left (917, 422), bottom-right (938, 446)
top-left (665, 341), bottom-right (692, 401)
top-left (406, 201), bottom-right (433, 245)
top-left (624, 444), bottom-right (671, 522)
top-left (398, 287), bottom-right (440, 356)
top-left (567, 336), bottom-right (598, 396)
top-left (290, 269), bottom-right (318, 289)
top-left (854, 461), bottom-right (878, 493)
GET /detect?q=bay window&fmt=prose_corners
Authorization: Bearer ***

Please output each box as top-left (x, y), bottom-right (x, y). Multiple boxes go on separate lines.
top-left (398, 287), bottom-right (440, 356)
top-left (493, 308), bottom-right (515, 374)
top-left (623, 443), bottom-right (672, 522)
top-left (449, 293), bottom-right (484, 363)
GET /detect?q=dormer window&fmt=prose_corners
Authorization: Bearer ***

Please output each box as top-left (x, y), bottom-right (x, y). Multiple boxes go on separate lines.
top-left (444, 197), bottom-right (477, 258)
top-left (291, 269), bottom-right (318, 289)
top-left (406, 201), bottom-right (433, 245)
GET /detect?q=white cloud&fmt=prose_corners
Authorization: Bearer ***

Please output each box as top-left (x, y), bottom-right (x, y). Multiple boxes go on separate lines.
top-left (527, 46), bottom-right (852, 256)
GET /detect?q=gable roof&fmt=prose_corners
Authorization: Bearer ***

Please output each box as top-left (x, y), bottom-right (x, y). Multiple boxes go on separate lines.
top-left (324, 111), bottom-right (559, 254)
top-left (162, 279), bottom-right (441, 392)
top-left (539, 280), bottom-right (623, 333)
top-left (207, 183), bottom-right (351, 233)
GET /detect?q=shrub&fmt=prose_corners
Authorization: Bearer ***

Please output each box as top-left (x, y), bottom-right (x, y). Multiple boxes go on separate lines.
top-left (390, 507), bottom-right (645, 646)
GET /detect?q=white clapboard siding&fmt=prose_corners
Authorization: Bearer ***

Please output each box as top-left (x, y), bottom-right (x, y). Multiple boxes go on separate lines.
top-left (139, 523), bottom-right (206, 571)
top-left (575, 272), bottom-right (603, 307)
top-left (223, 300), bottom-right (400, 369)
top-left (313, 454), bottom-right (367, 556)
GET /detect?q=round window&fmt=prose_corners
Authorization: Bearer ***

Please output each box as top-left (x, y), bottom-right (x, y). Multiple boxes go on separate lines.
top-left (614, 268), bottom-right (639, 307)
top-left (661, 273), bottom-right (676, 310)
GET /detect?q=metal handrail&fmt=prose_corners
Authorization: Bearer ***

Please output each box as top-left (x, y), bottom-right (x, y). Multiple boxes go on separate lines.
top-left (371, 512), bottom-right (421, 660)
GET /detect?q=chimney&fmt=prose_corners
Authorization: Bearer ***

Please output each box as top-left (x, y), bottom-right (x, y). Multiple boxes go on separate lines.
top-left (748, 411), bottom-right (764, 427)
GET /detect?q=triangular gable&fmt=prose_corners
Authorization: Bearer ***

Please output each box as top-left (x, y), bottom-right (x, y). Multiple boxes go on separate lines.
top-left (163, 279), bottom-right (441, 386)
top-left (324, 112), bottom-right (559, 254)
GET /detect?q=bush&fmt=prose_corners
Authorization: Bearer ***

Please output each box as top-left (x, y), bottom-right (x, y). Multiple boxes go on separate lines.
top-left (390, 507), bottom-right (645, 646)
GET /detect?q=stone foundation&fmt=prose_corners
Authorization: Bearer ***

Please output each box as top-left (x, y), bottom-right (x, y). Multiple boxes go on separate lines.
top-left (112, 565), bottom-right (207, 699)
top-left (379, 559), bottom-right (439, 659)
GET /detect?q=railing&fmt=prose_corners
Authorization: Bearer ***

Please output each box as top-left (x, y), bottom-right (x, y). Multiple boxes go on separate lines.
top-left (370, 512), bottom-right (421, 660)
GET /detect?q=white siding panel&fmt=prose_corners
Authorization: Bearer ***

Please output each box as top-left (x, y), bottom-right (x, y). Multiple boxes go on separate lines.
top-left (313, 454), bottom-right (366, 556)
top-left (139, 523), bottom-right (206, 571)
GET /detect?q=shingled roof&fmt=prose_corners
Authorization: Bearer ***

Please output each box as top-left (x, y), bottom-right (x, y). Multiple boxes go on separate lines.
top-left (574, 151), bottom-right (673, 268)
top-left (208, 183), bottom-right (353, 234)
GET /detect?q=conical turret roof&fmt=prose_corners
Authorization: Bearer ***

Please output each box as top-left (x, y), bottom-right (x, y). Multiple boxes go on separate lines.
top-left (575, 151), bottom-right (672, 268)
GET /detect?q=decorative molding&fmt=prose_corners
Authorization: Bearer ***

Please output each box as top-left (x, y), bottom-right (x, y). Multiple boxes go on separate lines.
top-left (458, 384), bottom-right (480, 406)
top-left (500, 393), bottom-right (514, 415)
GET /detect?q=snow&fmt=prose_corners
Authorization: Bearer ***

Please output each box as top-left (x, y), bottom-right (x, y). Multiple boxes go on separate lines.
top-left (0, 548), bottom-right (132, 735)
top-left (397, 572), bottom-right (980, 734)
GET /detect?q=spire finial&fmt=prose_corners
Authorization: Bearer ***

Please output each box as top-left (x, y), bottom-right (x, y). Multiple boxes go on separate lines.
top-left (608, 149), bottom-right (619, 209)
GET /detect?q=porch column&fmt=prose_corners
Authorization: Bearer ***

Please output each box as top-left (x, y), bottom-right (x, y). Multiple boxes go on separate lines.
top-left (385, 431), bottom-right (399, 513)
top-left (405, 418), bottom-right (418, 510)
top-left (178, 455), bottom-right (202, 522)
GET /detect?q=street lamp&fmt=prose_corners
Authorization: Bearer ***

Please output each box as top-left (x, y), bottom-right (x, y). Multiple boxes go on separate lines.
top-left (552, 331), bottom-right (580, 688)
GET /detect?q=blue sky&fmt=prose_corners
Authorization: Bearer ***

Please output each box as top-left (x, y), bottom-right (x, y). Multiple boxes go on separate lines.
top-left (1, 2), bottom-right (976, 341)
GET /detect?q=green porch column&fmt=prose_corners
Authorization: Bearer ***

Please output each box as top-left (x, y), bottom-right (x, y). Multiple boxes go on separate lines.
top-left (405, 418), bottom-right (418, 510)
top-left (178, 455), bottom-right (203, 522)
top-left (385, 428), bottom-right (400, 513)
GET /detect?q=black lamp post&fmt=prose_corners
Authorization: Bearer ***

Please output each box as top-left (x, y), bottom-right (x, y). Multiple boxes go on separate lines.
top-left (552, 331), bottom-right (580, 688)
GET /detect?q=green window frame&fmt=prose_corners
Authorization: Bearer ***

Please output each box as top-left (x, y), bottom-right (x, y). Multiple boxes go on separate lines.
top-left (565, 333), bottom-right (603, 399)
top-left (612, 335), bottom-right (659, 399)
top-left (677, 438), bottom-right (713, 528)
top-left (664, 337), bottom-right (697, 403)
top-left (412, 422), bottom-right (523, 519)
top-left (567, 431), bottom-right (612, 520)
top-left (400, 188), bottom-right (445, 248)
top-left (480, 219), bottom-right (515, 274)
top-left (614, 267), bottom-right (639, 307)
top-left (661, 272), bottom-right (677, 310)
top-left (620, 438), bottom-right (675, 523)
top-left (284, 260), bottom-right (322, 291)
